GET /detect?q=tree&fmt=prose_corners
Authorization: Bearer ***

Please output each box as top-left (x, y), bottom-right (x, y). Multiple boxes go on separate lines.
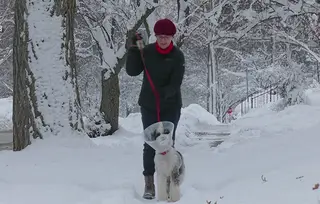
top-left (78, 0), bottom-right (156, 135)
top-left (13, 0), bottom-right (83, 151)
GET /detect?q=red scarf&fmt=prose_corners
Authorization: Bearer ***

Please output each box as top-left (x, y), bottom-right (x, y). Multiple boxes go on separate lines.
top-left (155, 41), bottom-right (174, 54)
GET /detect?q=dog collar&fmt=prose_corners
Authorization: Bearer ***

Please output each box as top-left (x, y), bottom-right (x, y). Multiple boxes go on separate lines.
top-left (159, 150), bottom-right (169, 155)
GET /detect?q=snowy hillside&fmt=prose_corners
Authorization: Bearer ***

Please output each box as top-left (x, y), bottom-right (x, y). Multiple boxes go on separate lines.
top-left (0, 88), bottom-right (320, 203)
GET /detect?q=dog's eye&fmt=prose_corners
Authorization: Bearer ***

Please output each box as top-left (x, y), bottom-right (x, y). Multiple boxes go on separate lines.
top-left (152, 130), bottom-right (161, 137)
top-left (163, 129), bottom-right (170, 134)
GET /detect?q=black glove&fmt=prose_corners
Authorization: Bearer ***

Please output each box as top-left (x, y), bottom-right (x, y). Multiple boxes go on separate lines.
top-left (131, 33), bottom-right (144, 49)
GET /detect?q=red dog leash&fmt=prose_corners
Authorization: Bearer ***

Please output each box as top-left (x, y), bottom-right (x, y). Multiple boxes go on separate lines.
top-left (135, 34), bottom-right (161, 122)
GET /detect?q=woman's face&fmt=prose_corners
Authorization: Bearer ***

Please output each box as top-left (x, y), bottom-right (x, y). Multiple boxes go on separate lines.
top-left (156, 35), bottom-right (173, 49)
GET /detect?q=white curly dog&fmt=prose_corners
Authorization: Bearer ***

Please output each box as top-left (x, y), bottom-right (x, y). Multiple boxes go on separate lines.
top-left (144, 121), bottom-right (185, 202)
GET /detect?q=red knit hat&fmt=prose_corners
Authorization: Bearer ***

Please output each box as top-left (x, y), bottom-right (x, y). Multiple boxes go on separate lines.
top-left (154, 19), bottom-right (176, 36)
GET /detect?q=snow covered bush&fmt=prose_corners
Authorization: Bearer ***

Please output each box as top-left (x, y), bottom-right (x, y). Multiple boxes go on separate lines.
top-left (83, 111), bottom-right (111, 138)
top-left (277, 63), bottom-right (309, 107)
top-left (260, 62), bottom-right (311, 111)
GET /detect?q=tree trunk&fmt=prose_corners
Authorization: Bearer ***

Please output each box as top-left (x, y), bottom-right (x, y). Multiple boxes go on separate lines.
top-left (13, 0), bottom-right (33, 151)
top-left (13, 0), bottom-right (83, 151)
top-left (100, 70), bottom-right (119, 135)
top-left (62, 0), bottom-right (84, 130)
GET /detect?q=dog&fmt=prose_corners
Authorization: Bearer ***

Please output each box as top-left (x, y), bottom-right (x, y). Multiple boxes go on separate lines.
top-left (151, 127), bottom-right (185, 202)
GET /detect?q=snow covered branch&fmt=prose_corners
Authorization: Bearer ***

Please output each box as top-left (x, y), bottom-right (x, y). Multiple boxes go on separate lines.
top-left (308, 13), bottom-right (320, 40)
top-left (2, 81), bottom-right (12, 92)
top-left (277, 31), bottom-right (320, 62)
top-left (79, 0), bottom-right (156, 77)
top-left (0, 0), bottom-right (14, 64)
top-left (177, 0), bottom-right (320, 48)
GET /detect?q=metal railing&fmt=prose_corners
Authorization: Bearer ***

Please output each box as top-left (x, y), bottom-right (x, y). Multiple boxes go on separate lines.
top-left (239, 87), bottom-right (281, 115)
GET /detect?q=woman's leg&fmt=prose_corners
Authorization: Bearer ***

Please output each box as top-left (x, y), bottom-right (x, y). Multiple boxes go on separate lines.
top-left (140, 106), bottom-right (158, 199)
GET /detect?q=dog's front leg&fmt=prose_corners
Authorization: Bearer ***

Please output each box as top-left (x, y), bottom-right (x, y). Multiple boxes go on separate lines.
top-left (156, 173), bottom-right (168, 201)
top-left (168, 177), bottom-right (180, 202)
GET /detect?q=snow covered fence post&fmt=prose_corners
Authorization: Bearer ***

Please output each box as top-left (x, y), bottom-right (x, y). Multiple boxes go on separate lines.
top-left (13, 0), bottom-right (83, 151)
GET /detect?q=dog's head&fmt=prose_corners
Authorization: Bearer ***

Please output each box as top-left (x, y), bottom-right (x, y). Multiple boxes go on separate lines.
top-left (153, 129), bottom-right (172, 148)
top-left (144, 121), bottom-right (174, 152)
top-left (151, 128), bottom-right (170, 140)
top-left (144, 121), bottom-right (173, 142)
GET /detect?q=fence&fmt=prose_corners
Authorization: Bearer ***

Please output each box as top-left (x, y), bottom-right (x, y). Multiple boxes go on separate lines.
top-left (239, 87), bottom-right (281, 115)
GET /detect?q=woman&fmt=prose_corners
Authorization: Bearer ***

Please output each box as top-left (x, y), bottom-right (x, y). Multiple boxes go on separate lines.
top-left (125, 18), bottom-right (185, 199)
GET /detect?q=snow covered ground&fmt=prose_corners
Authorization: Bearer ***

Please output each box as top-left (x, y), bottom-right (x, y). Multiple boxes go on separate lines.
top-left (0, 88), bottom-right (320, 204)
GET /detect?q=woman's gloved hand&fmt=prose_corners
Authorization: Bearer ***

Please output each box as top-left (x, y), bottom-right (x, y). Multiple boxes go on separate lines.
top-left (131, 33), bottom-right (144, 49)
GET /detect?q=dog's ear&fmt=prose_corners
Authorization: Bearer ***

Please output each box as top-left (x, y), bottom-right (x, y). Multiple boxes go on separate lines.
top-left (206, 200), bottom-right (211, 204)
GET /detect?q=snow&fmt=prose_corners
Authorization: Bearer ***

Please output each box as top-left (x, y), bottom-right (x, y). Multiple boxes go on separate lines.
top-left (305, 88), bottom-right (320, 107)
top-left (180, 104), bottom-right (220, 126)
top-left (0, 96), bottom-right (12, 130)
top-left (1, 88), bottom-right (320, 203)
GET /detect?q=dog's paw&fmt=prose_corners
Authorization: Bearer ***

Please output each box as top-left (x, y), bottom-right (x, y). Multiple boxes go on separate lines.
top-left (157, 192), bottom-right (168, 201)
top-left (168, 197), bottom-right (180, 202)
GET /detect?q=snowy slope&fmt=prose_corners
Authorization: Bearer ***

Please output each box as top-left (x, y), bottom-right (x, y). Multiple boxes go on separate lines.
top-left (0, 89), bottom-right (320, 204)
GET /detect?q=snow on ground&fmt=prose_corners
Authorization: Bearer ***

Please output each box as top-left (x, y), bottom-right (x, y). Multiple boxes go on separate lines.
top-left (1, 88), bottom-right (320, 204)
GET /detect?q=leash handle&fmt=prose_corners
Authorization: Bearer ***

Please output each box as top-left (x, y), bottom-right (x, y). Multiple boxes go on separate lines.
top-left (135, 33), bottom-right (161, 123)
top-left (136, 35), bottom-right (144, 50)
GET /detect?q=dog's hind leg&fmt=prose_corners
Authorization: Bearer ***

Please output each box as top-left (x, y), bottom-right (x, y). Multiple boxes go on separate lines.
top-left (156, 174), bottom-right (168, 201)
top-left (168, 178), bottom-right (180, 202)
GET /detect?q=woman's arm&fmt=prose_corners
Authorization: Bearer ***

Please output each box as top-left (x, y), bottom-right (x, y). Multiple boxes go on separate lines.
top-left (125, 46), bottom-right (144, 76)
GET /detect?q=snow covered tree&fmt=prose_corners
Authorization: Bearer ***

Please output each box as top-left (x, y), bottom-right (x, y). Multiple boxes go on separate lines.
top-left (77, 0), bottom-right (156, 135)
top-left (0, 0), bottom-right (14, 97)
top-left (13, 0), bottom-right (83, 151)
